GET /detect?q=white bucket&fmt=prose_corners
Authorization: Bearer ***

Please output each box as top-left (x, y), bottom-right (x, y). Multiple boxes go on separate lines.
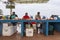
top-left (2, 23), bottom-right (17, 36)
top-left (17, 24), bottom-right (21, 33)
top-left (26, 28), bottom-right (33, 37)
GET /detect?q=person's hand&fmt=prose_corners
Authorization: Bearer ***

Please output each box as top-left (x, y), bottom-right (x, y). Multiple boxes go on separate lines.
top-left (49, 17), bottom-right (54, 20)
top-left (15, 17), bottom-right (19, 20)
top-left (27, 18), bottom-right (31, 20)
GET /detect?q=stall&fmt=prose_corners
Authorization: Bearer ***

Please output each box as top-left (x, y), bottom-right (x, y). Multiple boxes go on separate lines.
top-left (0, 20), bottom-right (60, 37)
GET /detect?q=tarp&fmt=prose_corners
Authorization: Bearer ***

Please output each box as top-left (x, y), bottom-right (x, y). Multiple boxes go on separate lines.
top-left (8, 0), bottom-right (49, 3)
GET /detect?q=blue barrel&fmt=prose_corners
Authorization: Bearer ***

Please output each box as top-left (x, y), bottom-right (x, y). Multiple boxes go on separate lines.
top-left (0, 23), bottom-right (3, 35)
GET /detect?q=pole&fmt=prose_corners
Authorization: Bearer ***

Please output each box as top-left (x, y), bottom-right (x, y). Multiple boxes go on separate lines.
top-left (10, 1), bottom-right (12, 15)
top-left (10, 8), bottom-right (12, 15)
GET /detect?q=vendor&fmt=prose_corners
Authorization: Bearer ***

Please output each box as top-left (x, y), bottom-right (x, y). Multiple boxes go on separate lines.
top-left (35, 12), bottom-right (41, 20)
top-left (10, 12), bottom-right (18, 26)
top-left (10, 12), bottom-right (18, 19)
top-left (22, 12), bottom-right (31, 20)
top-left (22, 12), bottom-right (31, 25)
top-left (35, 12), bottom-right (42, 34)
top-left (22, 12), bottom-right (31, 35)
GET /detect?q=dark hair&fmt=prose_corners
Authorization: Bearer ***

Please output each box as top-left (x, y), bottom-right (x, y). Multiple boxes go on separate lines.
top-left (25, 12), bottom-right (28, 15)
top-left (13, 12), bottom-right (15, 15)
top-left (37, 12), bottom-right (40, 15)
top-left (25, 12), bottom-right (28, 14)
top-left (0, 16), bottom-right (2, 19)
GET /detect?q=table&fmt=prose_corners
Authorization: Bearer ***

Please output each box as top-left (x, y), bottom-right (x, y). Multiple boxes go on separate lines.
top-left (0, 20), bottom-right (60, 37)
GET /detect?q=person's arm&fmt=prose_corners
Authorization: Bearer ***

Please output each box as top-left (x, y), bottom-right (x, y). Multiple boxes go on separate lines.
top-left (27, 16), bottom-right (31, 20)
top-left (22, 16), bottom-right (25, 20)
top-left (15, 15), bottom-right (18, 17)
top-left (35, 15), bottom-right (37, 20)
top-left (10, 15), bottom-right (12, 19)
top-left (39, 16), bottom-right (41, 20)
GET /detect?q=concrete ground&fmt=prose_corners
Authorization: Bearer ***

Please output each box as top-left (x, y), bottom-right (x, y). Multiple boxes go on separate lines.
top-left (0, 31), bottom-right (60, 40)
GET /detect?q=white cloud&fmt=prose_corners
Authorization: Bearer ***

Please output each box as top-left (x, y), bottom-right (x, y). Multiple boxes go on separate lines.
top-left (0, 0), bottom-right (60, 18)
top-left (15, 0), bottom-right (60, 18)
top-left (47, 0), bottom-right (60, 6)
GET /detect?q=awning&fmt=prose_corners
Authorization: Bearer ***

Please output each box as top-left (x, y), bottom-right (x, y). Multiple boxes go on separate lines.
top-left (8, 0), bottom-right (49, 3)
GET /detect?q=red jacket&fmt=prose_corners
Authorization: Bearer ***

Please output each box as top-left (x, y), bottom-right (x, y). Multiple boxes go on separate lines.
top-left (22, 16), bottom-right (30, 20)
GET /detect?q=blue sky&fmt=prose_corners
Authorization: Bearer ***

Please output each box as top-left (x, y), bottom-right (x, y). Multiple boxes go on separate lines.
top-left (0, 0), bottom-right (60, 18)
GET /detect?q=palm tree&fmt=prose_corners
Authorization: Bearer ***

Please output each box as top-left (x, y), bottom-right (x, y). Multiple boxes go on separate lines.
top-left (6, 0), bottom-right (15, 15)
top-left (0, 0), bottom-right (15, 15)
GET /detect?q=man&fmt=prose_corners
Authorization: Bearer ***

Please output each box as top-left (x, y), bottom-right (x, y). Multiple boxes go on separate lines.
top-left (22, 12), bottom-right (30, 20)
top-left (10, 12), bottom-right (18, 19)
top-left (22, 13), bottom-right (31, 36)
top-left (35, 12), bottom-right (42, 34)
top-left (10, 12), bottom-right (18, 26)
top-left (22, 12), bottom-right (31, 26)
top-left (35, 12), bottom-right (41, 20)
